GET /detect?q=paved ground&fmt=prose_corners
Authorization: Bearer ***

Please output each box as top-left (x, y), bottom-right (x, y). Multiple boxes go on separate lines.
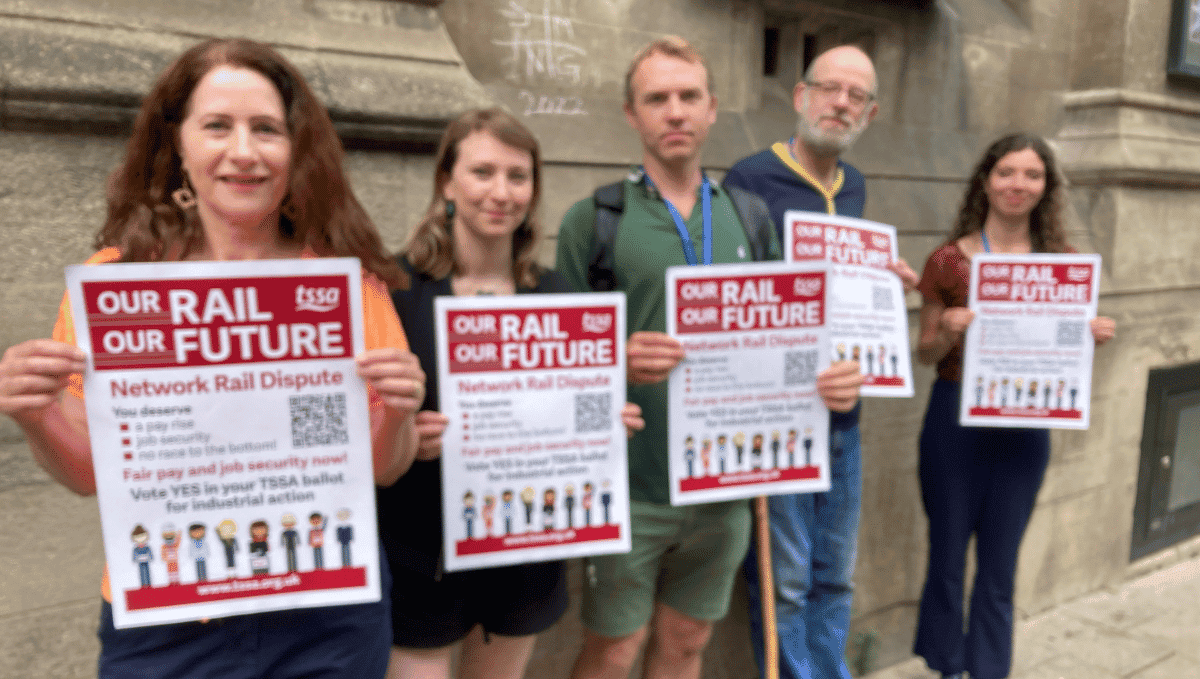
top-left (864, 557), bottom-right (1200, 679)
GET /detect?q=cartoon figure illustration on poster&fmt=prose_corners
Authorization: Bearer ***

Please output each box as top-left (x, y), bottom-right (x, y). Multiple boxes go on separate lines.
top-left (851, 344), bottom-right (861, 369)
top-left (700, 438), bottom-right (712, 476)
top-left (751, 433), bottom-right (764, 470)
top-left (1070, 380), bottom-right (1079, 411)
top-left (803, 426), bottom-right (814, 467)
top-left (336, 508), bottom-right (354, 567)
top-left (563, 484), bottom-right (576, 529)
top-left (132, 525), bottom-right (153, 588)
top-left (1000, 378), bottom-right (1009, 407)
top-left (217, 519), bottom-right (238, 576)
top-left (161, 524), bottom-right (180, 585)
top-left (733, 431), bottom-right (746, 466)
top-left (521, 486), bottom-right (536, 528)
top-left (786, 429), bottom-right (797, 468)
top-left (717, 434), bottom-right (728, 474)
top-left (582, 482), bottom-right (594, 526)
top-left (879, 344), bottom-right (887, 376)
top-left (683, 435), bottom-right (696, 477)
top-left (501, 490), bottom-right (515, 534)
top-left (890, 345), bottom-right (898, 377)
top-left (1056, 379), bottom-right (1065, 409)
top-left (462, 491), bottom-right (477, 540)
top-left (988, 379), bottom-right (998, 407)
top-left (866, 345), bottom-right (875, 375)
top-left (770, 431), bottom-right (781, 469)
top-left (976, 376), bottom-right (985, 407)
top-left (188, 523), bottom-right (209, 582)
top-left (482, 492), bottom-right (496, 537)
top-left (1028, 379), bottom-right (1038, 408)
top-left (600, 480), bottom-right (612, 525)
top-left (1013, 378), bottom-right (1024, 407)
top-left (281, 513), bottom-right (300, 573)
top-left (1043, 380), bottom-right (1052, 408)
top-left (307, 513), bottom-right (325, 570)
top-left (542, 488), bottom-right (556, 532)
top-left (249, 520), bottom-right (270, 575)
top-left (836, 342), bottom-right (847, 361)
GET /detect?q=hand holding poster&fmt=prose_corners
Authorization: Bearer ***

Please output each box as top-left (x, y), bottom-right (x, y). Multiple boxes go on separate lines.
top-left (434, 293), bottom-right (630, 571)
top-left (785, 211), bottom-right (914, 397)
top-left (665, 262), bottom-right (831, 505)
top-left (67, 258), bottom-right (382, 629)
top-left (960, 253), bottom-right (1101, 428)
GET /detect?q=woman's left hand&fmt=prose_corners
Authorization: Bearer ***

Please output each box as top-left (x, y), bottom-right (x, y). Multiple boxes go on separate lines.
top-left (355, 348), bottom-right (426, 415)
top-left (1090, 316), bottom-right (1116, 345)
top-left (621, 402), bottom-right (645, 438)
top-left (889, 258), bottom-right (919, 293)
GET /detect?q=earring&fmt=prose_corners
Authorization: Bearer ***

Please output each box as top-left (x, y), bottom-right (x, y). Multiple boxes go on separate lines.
top-left (172, 176), bottom-right (196, 210)
top-left (281, 194), bottom-right (299, 221)
top-left (445, 200), bottom-right (456, 222)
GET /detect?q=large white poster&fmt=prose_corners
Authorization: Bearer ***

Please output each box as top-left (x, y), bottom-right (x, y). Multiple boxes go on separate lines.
top-left (665, 261), bottom-right (831, 505)
top-left (960, 253), bottom-right (1101, 429)
top-left (784, 211), bottom-right (914, 397)
top-left (434, 293), bottom-right (631, 571)
top-left (68, 258), bottom-right (381, 629)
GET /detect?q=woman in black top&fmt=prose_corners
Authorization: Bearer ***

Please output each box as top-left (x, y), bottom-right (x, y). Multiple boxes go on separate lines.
top-left (378, 107), bottom-right (641, 679)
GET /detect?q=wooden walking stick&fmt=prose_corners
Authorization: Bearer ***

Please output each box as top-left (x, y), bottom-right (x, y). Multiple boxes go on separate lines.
top-left (754, 495), bottom-right (780, 679)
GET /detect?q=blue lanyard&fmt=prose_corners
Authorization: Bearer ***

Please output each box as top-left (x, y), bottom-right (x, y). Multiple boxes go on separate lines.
top-left (645, 173), bottom-right (712, 266)
top-left (981, 230), bottom-right (991, 253)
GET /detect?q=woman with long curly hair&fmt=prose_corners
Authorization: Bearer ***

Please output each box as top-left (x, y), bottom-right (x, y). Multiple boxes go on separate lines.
top-left (0, 38), bottom-right (424, 678)
top-left (377, 107), bottom-right (642, 679)
top-left (912, 133), bottom-right (1115, 679)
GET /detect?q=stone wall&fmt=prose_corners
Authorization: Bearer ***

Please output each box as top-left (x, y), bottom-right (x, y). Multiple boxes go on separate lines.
top-left (1, 0), bottom-right (1198, 676)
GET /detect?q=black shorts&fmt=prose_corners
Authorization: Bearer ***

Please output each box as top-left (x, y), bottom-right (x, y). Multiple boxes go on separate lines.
top-left (390, 559), bottom-right (568, 648)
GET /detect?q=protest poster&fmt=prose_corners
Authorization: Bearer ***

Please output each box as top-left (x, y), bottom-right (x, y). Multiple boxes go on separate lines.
top-left (434, 293), bottom-right (630, 571)
top-left (960, 253), bottom-right (1101, 429)
top-left (784, 211), bottom-right (914, 397)
top-left (67, 258), bottom-right (381, 628)
top-left (665, 261), bottom-right (831, 505)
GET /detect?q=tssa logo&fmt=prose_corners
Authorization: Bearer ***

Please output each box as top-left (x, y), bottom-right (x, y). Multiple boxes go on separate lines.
top-left (1066, 266), bottom-right (1091, 282)
top-left (582, 312), bottom-right (613, 334)
top-left (871, 234), bottom-right (890, 249)
top-left (295, 285), bottom-right (341, 312)
top-left (793, 277), bottom-right (823, 297)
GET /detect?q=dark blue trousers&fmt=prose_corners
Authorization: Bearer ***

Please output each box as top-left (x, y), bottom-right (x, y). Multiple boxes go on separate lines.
top-left (914, 380), bottom-right (1049, 679)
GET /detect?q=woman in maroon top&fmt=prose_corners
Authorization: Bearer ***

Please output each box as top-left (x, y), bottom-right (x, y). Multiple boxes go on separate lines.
top-left (912, 134), bottom-right (1115, 679)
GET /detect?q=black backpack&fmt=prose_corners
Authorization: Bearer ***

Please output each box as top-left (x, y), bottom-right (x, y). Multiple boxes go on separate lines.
top-left (585, 180), bottom-right (777, 292)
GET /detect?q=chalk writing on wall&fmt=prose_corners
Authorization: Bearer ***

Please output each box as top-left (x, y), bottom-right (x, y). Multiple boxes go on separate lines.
top-left (492, 0), bottom-right (590, 116)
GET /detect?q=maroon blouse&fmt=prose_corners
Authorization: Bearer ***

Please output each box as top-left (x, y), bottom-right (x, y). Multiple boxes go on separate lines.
top-left (916, 243), bottom-right (971, 383)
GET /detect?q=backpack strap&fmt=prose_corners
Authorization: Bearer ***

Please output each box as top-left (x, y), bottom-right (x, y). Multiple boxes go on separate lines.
top-left (725, 184), bottom-right (775, 262)
top-left (587, 181), bottom-right (624, 291)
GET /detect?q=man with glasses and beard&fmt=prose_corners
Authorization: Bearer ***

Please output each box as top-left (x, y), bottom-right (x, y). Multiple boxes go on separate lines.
top-left (724, 44), bottom-right (916, 679)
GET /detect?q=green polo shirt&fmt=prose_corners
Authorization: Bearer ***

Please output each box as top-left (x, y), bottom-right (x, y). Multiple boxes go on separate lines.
top-left (556, 172), bottom-right (782, 504)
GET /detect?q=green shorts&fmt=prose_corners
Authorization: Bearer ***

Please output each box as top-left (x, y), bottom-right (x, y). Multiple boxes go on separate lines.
top-left (581, 498), bottom-right (751, 637)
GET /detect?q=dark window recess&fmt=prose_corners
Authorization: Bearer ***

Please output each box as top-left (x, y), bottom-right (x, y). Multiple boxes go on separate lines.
top-left (1132, 361), bottom-right (1200, 560)
top-left (763, 27), bottom-right (780, 76)
top-left (802, 34), bottom-right (817, 77)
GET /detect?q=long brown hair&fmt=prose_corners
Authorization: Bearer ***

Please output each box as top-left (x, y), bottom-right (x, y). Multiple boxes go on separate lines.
top-left (946, 133), bottom-right (1069, 253)
top-left (97, 38), bottom-right (402, 287)
top-left (403, 107), bottom-right (543, 289)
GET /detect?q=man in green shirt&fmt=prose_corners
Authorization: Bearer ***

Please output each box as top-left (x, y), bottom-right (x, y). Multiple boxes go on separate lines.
top-left (557, 35), bottom-right (862, 679)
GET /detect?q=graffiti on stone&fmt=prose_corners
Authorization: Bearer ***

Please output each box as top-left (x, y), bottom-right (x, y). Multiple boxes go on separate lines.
top-left (492, 0), bottom-right (590, 116)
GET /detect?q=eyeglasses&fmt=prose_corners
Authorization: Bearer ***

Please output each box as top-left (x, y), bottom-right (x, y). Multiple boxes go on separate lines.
top-left (804, 80), bottom-right (875, 108)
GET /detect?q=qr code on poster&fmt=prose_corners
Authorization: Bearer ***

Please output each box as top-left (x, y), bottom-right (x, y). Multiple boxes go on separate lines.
top-left (784, 349), bottom-right (819, 387)
top-left (290, 393), bottom-right (350, 448)
top-left (1056, 320), bottom-right (1085, 347)
top-left (575, 393), bottom-right (612, 434)
top-left (872, 284), bottom-right (894, 311)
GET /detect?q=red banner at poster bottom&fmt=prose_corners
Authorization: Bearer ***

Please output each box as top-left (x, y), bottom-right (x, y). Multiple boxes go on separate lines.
top-left (456, 524), bottom-right (621, 556)
top-left (967, 407), bottom-right (1082, 419)
top-left (863, 376), bottom-right (905, 386)
top-left (680, 465), bottom-right (820, 492)
top-left (125, 567), bottom-right (367, 610)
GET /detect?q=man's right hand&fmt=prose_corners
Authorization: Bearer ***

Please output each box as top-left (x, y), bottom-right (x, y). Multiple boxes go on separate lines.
top-left (627, 331), bottom-right (685, 385)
